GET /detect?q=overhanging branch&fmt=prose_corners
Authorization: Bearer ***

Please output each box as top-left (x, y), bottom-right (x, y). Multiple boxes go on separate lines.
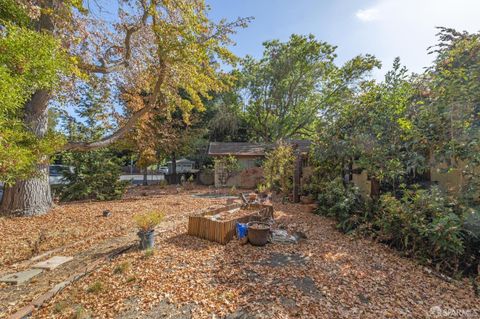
top-left (64, 62), bottom-right (167, 151)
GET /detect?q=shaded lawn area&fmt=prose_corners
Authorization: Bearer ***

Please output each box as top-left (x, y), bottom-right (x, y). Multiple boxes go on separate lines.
top-left (35, 202), bottom-right (479, 319)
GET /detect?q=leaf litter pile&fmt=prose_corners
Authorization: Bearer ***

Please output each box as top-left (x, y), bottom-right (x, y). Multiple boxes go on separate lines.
top-left (22, 197), bottom-right (478, 318)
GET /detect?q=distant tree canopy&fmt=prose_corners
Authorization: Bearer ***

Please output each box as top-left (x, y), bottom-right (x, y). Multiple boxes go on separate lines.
top-left (236, 34), bottom-right (380, 142)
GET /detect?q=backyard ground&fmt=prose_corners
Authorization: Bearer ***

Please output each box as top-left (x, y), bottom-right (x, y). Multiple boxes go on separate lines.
top-left (1, 185), bottom-right (479, 318)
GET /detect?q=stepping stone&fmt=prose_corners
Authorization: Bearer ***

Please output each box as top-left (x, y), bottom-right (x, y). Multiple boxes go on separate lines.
top-left (32, 256), bottom-right (73, 270)
top-left (0, 268), bottom-right (43, 284)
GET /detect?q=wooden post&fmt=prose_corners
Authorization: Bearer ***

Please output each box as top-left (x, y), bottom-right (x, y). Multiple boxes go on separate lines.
top-left (293, 153), bottom-right (302, 203)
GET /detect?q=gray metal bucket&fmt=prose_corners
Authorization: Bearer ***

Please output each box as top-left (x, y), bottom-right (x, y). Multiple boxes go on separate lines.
top-left (138, 230), bottom-right (155, 250)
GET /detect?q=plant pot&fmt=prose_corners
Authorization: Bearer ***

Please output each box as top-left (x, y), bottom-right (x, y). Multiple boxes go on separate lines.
top-left (300, 195), bottom-right (315, 205)
top-left (247, 222), bottom-right (271, 246)
top-left (137, 230), bottom-right (155, 250)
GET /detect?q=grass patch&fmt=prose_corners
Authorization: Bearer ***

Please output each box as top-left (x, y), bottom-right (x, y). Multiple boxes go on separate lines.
top-left (53, 300), bottom-right (69, 314)
top-left (73, 305), bottom-right (90, 319)
top-left (113, 261), bottom-right (131, 274)
top-left (86, 281), bottom-right (104, 294)
top-left (144, 248), bottom-right (155, 258)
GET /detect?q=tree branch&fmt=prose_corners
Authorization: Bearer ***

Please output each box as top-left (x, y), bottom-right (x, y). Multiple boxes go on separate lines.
top-left (64, 61), bottom-right (167, 151)
top-left (77, 1), bottom-right (150, 74)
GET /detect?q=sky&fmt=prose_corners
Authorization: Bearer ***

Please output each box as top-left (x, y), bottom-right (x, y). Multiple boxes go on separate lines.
top-left (205, 0), bottom-right (480, 79)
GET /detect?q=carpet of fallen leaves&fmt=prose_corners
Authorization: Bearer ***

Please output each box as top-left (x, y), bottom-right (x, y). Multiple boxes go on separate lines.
top-left (0, 185), bottom-right (222, 272)
top-left (33, 200), bottom-right (480, 319)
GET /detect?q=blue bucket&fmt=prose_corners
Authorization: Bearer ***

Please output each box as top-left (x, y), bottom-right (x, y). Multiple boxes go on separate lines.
top-left (236, 223), bottom-right (248, 239)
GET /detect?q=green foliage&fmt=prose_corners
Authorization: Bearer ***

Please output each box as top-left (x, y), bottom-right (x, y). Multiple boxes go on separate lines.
top-left (240, 34), bottom-right (380, 142)
top-left (144, 248), bottom-right (155, 258)
top-left (58, 149), bottom-right (128, 201)
top-left (309, 28), bottom-right (480, 275)
top-left (422, 28), bottom-right (480, 205)
top-left (0, 0), bottom-right (31, 27)
top-left (316, 178), bottom-right (369, 233)
top-left (0, 21), bottom-right (69, 184)
top-left (113, 261), bottom-right (131, 275)
top-left (86, 281), bottom-right (104, 294)
top-left (57, 85), bottom-right (128, 201)
top-left (256, 183), bottom-right (268, 193)
top-left (262, 142), bottom-right (295, 195)
top-left (375, 187), bottom-right (464, 271)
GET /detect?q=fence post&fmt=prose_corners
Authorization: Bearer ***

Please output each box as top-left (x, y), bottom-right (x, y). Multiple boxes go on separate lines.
top-left (293, 153), bottom-right (302, 203)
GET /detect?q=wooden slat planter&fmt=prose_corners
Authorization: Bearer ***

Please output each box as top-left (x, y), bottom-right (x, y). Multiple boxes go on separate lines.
top-left (188, 203), bottom-right (274, 244)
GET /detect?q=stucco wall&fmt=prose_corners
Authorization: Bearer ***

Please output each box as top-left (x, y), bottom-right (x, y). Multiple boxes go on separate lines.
top-left (431, 160), bottom-right (479, 199)
top-left (214, 156), bottom-right (264, 188)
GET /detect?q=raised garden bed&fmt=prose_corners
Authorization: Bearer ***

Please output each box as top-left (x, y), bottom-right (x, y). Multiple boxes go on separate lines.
top-left (187, 203), bottom-right (274, 244)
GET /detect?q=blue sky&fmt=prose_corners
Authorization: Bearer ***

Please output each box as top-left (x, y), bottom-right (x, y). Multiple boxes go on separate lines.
top-left (206, 0), bottom-right (480, 79)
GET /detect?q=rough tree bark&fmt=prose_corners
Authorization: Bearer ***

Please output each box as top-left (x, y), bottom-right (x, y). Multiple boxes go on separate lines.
top-left (0, 91), bottom-right (53, 216)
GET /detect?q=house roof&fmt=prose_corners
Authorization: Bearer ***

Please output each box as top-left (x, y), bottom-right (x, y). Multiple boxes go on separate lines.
top-left (166, 158), bottom-right (194, 164)
top-left (208, 142), bottom-right (269, 156)
top-left (208, 140), bottom-right (311, 157)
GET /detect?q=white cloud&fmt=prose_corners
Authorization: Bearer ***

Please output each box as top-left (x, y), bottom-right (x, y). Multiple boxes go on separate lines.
top-left (351, 0), bottom-right (480, 77)
top-left (355, 8), bottom-right (380, 22)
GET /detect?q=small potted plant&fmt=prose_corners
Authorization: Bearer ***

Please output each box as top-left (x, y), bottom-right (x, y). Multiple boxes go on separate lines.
top-left (134, 211), bottom-right (164, 250)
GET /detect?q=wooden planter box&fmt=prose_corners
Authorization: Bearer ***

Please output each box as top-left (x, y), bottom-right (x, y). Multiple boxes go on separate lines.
top-left (187, 203), bottom-right (274, 244)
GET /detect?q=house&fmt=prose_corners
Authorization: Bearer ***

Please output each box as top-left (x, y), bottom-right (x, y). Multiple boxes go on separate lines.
top-left (208, 141), bottom-right (311, 191)
top-left (166, 158), bottom-right (197, 174)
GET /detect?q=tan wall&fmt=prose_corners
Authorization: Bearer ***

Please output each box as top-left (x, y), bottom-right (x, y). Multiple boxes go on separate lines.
top-left (350, 160), bottom-right (479, 200)
top-left (214, 156), bottom-right (264, 188)
top-left (352, 170), bottom-right (372, 197)
top-left (198, 169), bottom-right (214, 185)
top-left (431, 160), bottom-right (479, 199)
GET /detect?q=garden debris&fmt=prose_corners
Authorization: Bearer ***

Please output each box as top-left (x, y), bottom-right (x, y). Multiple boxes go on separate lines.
top-left (0, 269), bottom-right (43, 285)
top-left (270, 229), bottom-right (298, 244)
top-left (102, 210), bottom-right (111, 217)
top-left (32, 256), bottom-right (73, 270)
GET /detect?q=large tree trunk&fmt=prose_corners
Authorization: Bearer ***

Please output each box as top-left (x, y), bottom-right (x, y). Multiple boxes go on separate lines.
top-left (0, 165), bottom-right (52, 216)
top-left (0, 91), bottom-right (53, 216)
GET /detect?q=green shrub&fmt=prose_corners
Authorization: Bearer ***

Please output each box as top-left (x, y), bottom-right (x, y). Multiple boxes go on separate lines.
top-left (316, 178), bottom-right (368, 233)
top-left (375, 186), bottom-right (464, 271)
top-left (58, 149), bottom-right (129, 202)
top-left (113, 261), bottom-right (131, 274)
top-left (262, 142), bottom-right (295, 195)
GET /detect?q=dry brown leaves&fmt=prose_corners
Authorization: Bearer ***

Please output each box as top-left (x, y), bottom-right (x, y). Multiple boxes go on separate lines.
top-left (0, 185), bottom-right (221, 273)
top-left (31, 199), bottom-right (480, 319)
